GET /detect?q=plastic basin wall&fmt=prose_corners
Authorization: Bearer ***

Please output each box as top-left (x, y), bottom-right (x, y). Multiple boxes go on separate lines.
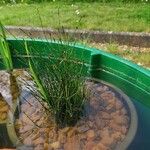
top-left (0, 38), bottom-right (150, 108)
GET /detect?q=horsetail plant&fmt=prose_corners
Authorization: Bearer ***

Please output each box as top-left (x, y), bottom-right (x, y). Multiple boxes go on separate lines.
top-left (24, 41), bottom-right (88, 127)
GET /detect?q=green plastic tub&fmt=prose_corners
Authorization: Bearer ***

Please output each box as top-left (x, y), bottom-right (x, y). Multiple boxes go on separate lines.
top-left (0, 38), bottom-right (150, 149)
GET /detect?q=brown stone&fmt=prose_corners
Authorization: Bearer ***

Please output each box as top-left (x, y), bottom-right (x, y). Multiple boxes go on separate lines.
top-left (33, 137), bottom-right (45, 145)
top-left (90, 98), bottom-right (99, 110)
top-left (44, 143), bottom-right (49, 150)
top-left (67, 127), bottom-right (77, 137)
top-left (0, 105), bottom-right (8, 112)
top-left (87, 130), bottom-right (95, 140)
top-left (115, 100), bottom-right (123, 110)
top-left (111, 132), bottom-right (122, 140)
top-left (121, 108), bottom-right (128, 115)
top-left (101, 136), bottom-right (114, 146)
top-left (23, 137), bottom-right (33, 145)
top-left (58, 132), bottom-right (67, 144)
top-left (64, 136), bottom-right (80, 150)
top-left (114, 115), bottom-right (128, 125)
top-left (0, 112), bottom-right (7, 120)
top-left (85, 140), bottom-right (95, 150)
top-left (100, 128), bottom-right (110, 138)
top-left (61, 127), bottom-right (70, 134)
top-left (50, 141), bottom-right (60, 149)
top-left (79, 133), bottom-right (86, 140)
top-left (95, 115), bottom-right (103, 128)
top-left (19, 125), bottom-right (34, 133)
top-left (34, 144), bottom-right (44, 150)
top-left (121, 126), bottom-right (128, 134)
top-left (101, 112), bottom-right (110, 119)
top-left (77, 125), bottom-right (89, 133)
top-left (88, 121), bottom-right (94, 128)
top-left (110, 120), bottom-right (122, 132)
top-left (21, 114), bottom-right (34, 125)
top-left (92, 143), bottom-right (108, 150)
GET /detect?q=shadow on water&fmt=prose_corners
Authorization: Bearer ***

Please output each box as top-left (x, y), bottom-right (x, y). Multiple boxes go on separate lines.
top-left (128, 99), bottom-right (150, 150)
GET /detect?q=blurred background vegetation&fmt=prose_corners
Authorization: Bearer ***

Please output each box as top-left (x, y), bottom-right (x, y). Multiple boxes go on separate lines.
top-left (0, 0), bottom-right (149, 4)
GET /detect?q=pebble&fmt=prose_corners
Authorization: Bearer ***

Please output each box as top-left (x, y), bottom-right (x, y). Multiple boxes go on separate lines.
top-left (101, 112), bottom-right (110, 119)
top-left (87, 130), bottom-right (95, 140)
top-left (0, 105), bottom-right (8, 112)
top-left (115, 100), bottom-right (123, 109)
top-left (85, 140), bottom-right (95, 150)
top-left (88, 121), bottom-right (94, 128)
top-left (78, 125), bottom-right (89, 133)
top-left (121, 107), bottom-right (128, 115)
top-left (50, 141), bottom-right (60, 149)
top-left (101, 136), bottom-right (114, 146)
top-left (64, 136), bottom-right (80, 150)
top-left (58, 132), bottom-right (67, 144)
top-left (92, 143), bottom-right (108, 150)
top-left (23, 137), bottom-right (33, 145)
top-left (0, 112), bottom-right (7, 120)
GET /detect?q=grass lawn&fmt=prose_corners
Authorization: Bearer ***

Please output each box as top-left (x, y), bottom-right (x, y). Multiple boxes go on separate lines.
top-left (0, 2), bottom-right (150, 32)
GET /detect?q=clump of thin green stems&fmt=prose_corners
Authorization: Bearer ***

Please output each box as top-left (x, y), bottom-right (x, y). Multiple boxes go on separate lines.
top-left (25, 42), bottom-right (87, 127)
top-left (0, 22), bottom-right (13, 71)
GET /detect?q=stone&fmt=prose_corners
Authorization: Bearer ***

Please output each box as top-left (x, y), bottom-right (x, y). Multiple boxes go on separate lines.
top-left (92, 143), bottom-right (108, 150)
top-left (89, 115), bottom-right (95, 121)
top-left (0, 105), bottom-right (8, 112)
top-left (114, 115), bottom-right (128, 125)
top-left (84, 140), bottom-right (95, 150)
top-left (115, 100), bottom-right (123, 110)
top-left (121, 107), bottom-right (128, 115)
top-left (95, 115), bottom-right (102, 128)
top-left (64, 136), bottom-right (80, 150)
top-left (34, 144), bottom-right (44, 150)
top-left (21, 114), bottom-right (34, 125)
top-left (111, 132), bottom-right (122, 140)
top-left (20, 125), bottom-right (34, 133)
top-left (101, 136), bottom-right (114, 146)
top-left (0, 112), bottom-right (7, 120)
top-left (50, 141), bottom-right (60, 149)
top-left (77, 125), bottom-right (89, 133)
top-left (100, 128), bottom-right (110, 138)
top-left (44, 143), bottom-right (49, 150)
top-left (33, 137), bottom-right (45, 145)
top-left (97, 86), bottom-right (104, 92)
top-left (58, 132), bottom-right (67, 144)
top-left (23, 137), bottom-right (33, 145)
top-left (30, 132), bottom-right (40, 141)
top-left (110, 120), bottom-right (122, 132)
top-left (67, 128), bottom-right (77, 137)
top-left (79, 133), bottom-right (86, 140)
top-left (101, 112), bottom-right (110, 119)
top-left (121, 126), bottom-right (128, 134)
top-left (87, 130), bottom-right (95, 140)
top-left (90, 98), bottom-right (99, 110)
top-left (88, 121), bottom-right (94, 128)
top-left (61, 127), bottom-right (70, 134)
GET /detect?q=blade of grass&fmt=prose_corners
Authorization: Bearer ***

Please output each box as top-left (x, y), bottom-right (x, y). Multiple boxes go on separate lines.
top-left (0, 22), bottom-right (13, 71)
top-left (24, 41), bottom-right (47, 101)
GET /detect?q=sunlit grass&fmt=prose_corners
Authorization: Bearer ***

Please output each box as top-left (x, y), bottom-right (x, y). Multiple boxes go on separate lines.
top-left (0, 2), bottom-right (149, 32)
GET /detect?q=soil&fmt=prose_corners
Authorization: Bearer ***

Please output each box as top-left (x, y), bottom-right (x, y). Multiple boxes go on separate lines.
top-left (0, 70), bottom-right (130, 150)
